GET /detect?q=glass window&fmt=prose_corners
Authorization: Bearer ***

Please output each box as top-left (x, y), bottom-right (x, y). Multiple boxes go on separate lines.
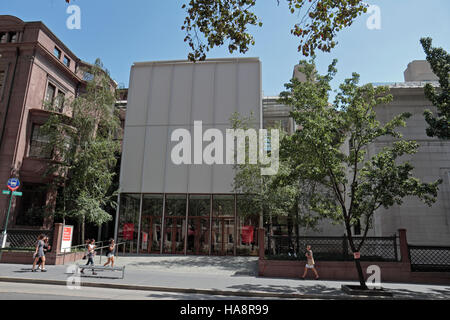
top-left (9, 32), bottom-right (17, 43)
top-left (236, 195), bottom-right (260, 256)
top-left (211, 195), bottom-right (235, 255)
top-left (63, 56), bottom-right (71, 68)
top-left (55, 91), bottom-right (65, 112)
top-left (45, 83), bottom-right (56, 107)
top-left (140, 194), bottom-right (163, 253)
top-left (29, 124), bottom-right (52, 159)
top-left (0, 33), bottom-right (7, 43)
top-left (53, 47), bottom-right (61, 59)
top-left (163, 195), bottom-right (187, 254)
top-left (117, 194), bottom-right (141, 254)
top-left (187, 195), bottom-right (210, 254)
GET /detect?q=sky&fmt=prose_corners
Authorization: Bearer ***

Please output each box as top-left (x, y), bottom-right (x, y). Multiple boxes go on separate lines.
top-left (1, 0), bottom-right (449, 97)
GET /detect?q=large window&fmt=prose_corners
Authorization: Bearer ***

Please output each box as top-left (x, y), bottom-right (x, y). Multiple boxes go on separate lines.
top-left (117, 194), bottom-right (141, 254)
top-left (212, 195), bottom-right (235, 255)
top-left (163, 195), bottom-right (187, 254)
top-left (236, 195), bottom-right (260, 256)
top-left (140, 194), bottom-right (163, 253)
top-left (54, 91), bottom-right (65, 113)
top-left (187, 195), bottom-right (210, 254)
top-left (29, 124), bottom-right (52, 159)
top-left (45, 83), bottom-right (56, 105)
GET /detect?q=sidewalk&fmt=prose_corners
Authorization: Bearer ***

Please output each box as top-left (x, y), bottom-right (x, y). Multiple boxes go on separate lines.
top-left (1, 256), bottom-right (449, 300)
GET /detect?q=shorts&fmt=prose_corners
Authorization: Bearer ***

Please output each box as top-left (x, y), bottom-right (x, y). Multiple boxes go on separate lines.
top-left (305, 264), bottom-right (315, 269)
top-left (107, 253), bottom-right (114, 258)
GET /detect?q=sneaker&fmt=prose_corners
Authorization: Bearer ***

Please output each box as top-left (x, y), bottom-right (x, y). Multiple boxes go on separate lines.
top-left (31, 269), bottom-right (36, 272)
top-left (92, 272), bottom-right (97, 275)
top-left (41, 269), bottom-right (47, 272)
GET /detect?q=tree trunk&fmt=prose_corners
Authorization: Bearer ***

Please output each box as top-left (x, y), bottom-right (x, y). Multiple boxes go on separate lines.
top-left (345, 222), bottom-right (368, 289)
top-left (354, 257), bottom-right (367, 289)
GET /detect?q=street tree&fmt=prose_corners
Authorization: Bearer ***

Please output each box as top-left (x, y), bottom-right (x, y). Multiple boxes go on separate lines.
top-left (420, 37), bottom-right (450, 140)
top-left (230, 112), bottom-right (323, 255)
top-left (41, 59), bottom-right (121, 243)
top-left (182, 0), bottom-right (368, 60)
top-left (278, 59), bottom-right (441, 288)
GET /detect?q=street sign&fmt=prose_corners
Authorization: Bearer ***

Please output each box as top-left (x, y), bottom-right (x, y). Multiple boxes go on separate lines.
top-left (2, 190), bottom-right (10, 195)
top-left (7, 178), bottom-right (20, 191)
top-left (61, 225), bottom-right (74, 253)
top-left (12, 191), bottom-right (22, 196)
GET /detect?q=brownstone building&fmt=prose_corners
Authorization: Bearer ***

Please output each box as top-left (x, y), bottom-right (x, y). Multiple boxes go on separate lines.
top-left (0, 15), bottom-right (110, 230)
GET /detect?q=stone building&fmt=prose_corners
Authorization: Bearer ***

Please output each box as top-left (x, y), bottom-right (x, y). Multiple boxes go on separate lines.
top-left (0, 15), bottom-right (118, 231)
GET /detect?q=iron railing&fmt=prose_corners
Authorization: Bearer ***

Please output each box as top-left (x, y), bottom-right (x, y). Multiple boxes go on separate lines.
top-left (266, 234), bottom-right (398, 262)
top-left (2, 229), bottom-right (53, 250)
top-left (408, 245), bottom-right (450, 272)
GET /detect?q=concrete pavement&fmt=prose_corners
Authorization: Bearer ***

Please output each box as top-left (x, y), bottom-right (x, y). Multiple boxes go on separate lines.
top-left (0, 255), bottom-right (449, 299)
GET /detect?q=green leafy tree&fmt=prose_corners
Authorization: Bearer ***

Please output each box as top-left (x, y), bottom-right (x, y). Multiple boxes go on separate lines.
top-left (181, 0), bottom-right (368, 60)
top-left (420, 37), bottom-right (450, 139)
top-left (230, 113), bottom-right (322, 256)
top-left (41, 59), bottom-right (121, 243)
top-left (279, 59), bottom-right (441, 288)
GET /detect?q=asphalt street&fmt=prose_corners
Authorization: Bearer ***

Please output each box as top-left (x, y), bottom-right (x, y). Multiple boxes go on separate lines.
top-left (0, 281), bottom-right (283, 300)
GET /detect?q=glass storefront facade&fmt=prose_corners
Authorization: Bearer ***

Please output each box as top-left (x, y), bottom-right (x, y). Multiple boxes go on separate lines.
top-left (116, 193), bottom-right (260, 256)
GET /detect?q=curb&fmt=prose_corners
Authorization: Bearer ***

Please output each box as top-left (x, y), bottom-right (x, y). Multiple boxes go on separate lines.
top-left (0, 276), bottom-right (392, 300)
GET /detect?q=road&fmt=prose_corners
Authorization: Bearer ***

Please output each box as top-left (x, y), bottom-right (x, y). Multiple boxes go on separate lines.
top-left (0, 282), bottom-right (284, 300)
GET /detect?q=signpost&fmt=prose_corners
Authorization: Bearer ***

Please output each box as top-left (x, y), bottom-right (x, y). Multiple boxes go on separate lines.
top-left (61, 225), bottom-right (74, 253)
top-left (1, 178), bottom-right (22, 248)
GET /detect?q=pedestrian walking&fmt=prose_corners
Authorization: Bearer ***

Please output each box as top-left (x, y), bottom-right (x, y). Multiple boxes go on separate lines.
top-left (31, 234), bottom-right (47, 272)
top-left (103, 239), bottom-right (116, 268)
top-left (37, 236), bottom-right (51, 270)
top-left (301, 245), bottom-right (319, 280)
top-left (81, 238), bottom-right (97, 275)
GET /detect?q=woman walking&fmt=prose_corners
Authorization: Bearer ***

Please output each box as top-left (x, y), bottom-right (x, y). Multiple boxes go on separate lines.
top-left (103, 239), bottom-right (116, 268)
top-left (81, 239), bottom-right (97, 275)
top-left (301, 245), bottom-right (319, 280)
top-left (32, 234), bottom-right (47, 272)
top-left (37, 236), bottom-right (51, 270)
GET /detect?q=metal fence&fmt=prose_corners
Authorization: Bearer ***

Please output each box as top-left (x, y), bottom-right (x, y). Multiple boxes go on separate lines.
top-left (408, 245), bottom-right (450, 272)
top-left (3, 229), bottom-right (53, 249)
top-left (266, 234), bottom-right (398, 262)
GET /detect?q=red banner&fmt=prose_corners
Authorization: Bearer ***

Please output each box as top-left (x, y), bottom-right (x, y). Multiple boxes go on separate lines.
top-left (123, 223), bottom-right (134, 240)
top-left (241, 226), bottom-right (254, 244)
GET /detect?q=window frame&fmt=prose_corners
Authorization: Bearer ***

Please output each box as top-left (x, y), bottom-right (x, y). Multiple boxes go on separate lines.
top-left (28, 123), bottom-right (53, 159)
top-left (53, 47), bottom-right (62, 60)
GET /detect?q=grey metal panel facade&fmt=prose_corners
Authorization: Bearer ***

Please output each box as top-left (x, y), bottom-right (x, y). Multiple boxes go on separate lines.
top-left (120, 58), bottom-right (262, 194)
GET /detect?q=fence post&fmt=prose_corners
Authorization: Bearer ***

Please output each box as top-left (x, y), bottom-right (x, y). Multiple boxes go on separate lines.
top-left (393, 234), bottom-right (398, 262)
top-left (398, 229), bottom-right (410, 264)
top-left (258, 227), bottom-right (265, 259)
top-left (52, 223), bottom-right (63, 254)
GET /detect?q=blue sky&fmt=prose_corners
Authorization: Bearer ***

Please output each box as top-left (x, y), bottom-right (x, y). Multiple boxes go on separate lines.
top-left (1, 0), bottom-right (449, 96)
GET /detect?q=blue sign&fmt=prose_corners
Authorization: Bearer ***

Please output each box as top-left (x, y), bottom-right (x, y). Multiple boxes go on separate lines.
top-left (7, 178), bottom-right (20, 191)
